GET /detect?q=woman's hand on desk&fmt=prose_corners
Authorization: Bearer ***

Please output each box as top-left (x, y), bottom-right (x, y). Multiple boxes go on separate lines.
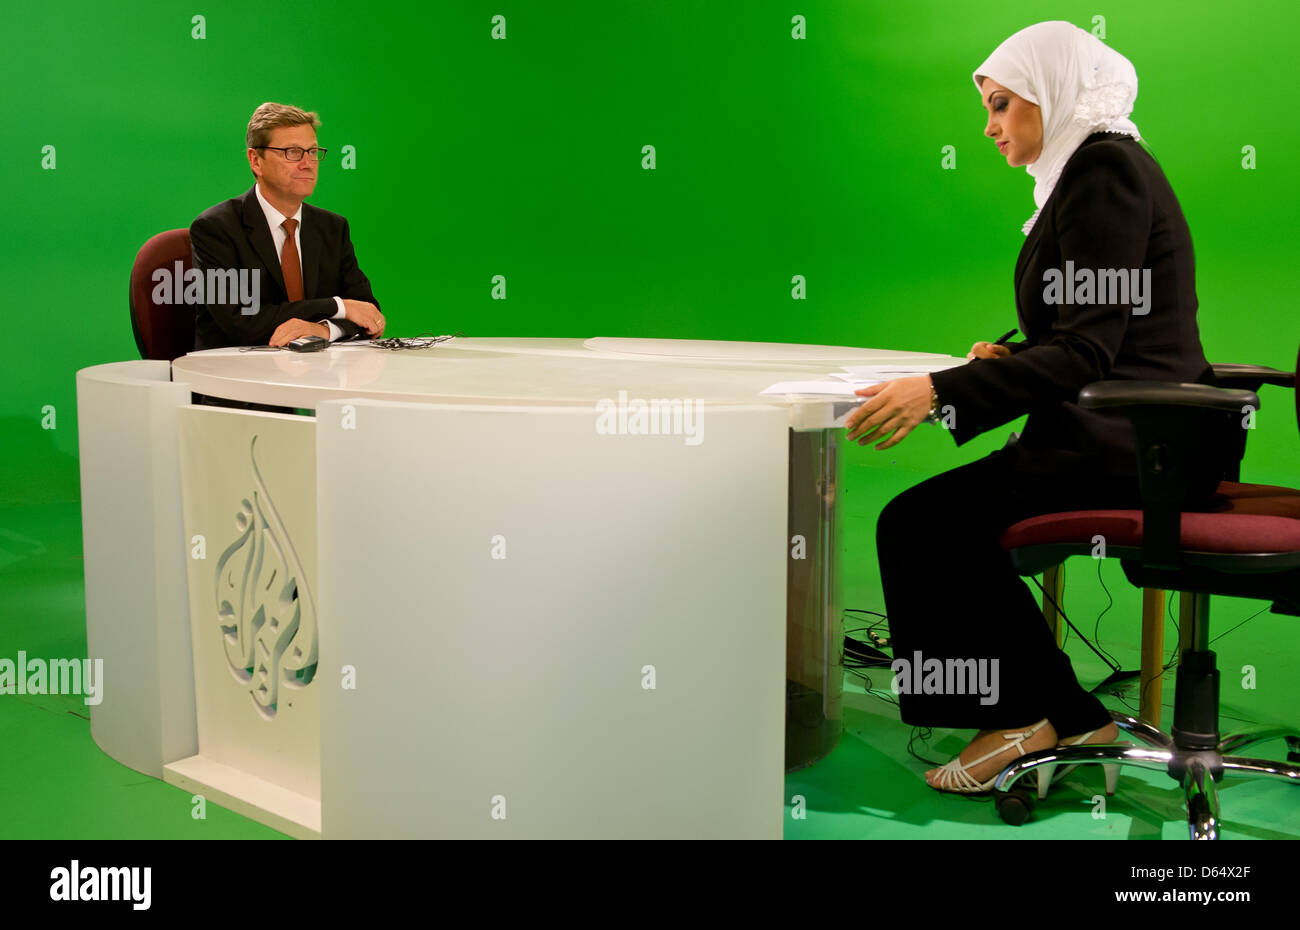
top-left (845, 375), bottom-right (933, 450)
top-left (967, 341), bottom-right (1012, 360)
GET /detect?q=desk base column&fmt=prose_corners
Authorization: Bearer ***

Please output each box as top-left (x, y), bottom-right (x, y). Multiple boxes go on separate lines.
top-left (786, 429), bottom-right (844, 771)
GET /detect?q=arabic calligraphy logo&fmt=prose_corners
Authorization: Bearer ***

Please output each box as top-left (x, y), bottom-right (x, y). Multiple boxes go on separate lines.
top-left (213, 436), bottom-right (317, 720)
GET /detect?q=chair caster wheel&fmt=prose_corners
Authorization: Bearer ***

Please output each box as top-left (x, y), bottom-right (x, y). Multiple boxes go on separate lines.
top-left (996, 787), bottom-right (1035, 826)
top-left (1187, 791), bottom-right (1219, 840)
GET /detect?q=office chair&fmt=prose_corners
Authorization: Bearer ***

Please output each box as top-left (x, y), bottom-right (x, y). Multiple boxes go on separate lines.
top-left (1037, 363), bottom-right (1296, 727)
top-left (992, 347), bottom-right (1300, 839)
top-left (129, 228), bottom-right (195, 361)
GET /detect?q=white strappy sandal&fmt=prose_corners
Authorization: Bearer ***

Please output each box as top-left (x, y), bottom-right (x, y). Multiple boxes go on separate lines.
top-left (1035, 726), bottom-right (1128, 799)
top-left (927, 719), bottom-right (1053, 795)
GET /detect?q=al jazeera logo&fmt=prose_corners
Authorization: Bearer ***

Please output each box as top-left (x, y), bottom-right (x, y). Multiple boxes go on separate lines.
top-left (213, 437), bottom-right (318, 717)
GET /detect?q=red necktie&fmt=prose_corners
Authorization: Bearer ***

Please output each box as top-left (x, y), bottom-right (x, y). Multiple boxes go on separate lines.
top-left (281, 218), bottom-right (303, 301)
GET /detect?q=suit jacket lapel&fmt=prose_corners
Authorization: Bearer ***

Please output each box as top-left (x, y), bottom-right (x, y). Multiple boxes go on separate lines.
top-left (1012, 210), bottom-right (1048, 341)
top-left (240, 186), bottom-right (287, 296)
top-left (1015, 216), bottom-right (1044, 291)
top-left (1015, 136), bottom-right (1094, 287)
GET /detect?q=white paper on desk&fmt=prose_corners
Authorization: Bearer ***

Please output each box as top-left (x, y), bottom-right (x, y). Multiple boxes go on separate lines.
top-left (828, 368), bottom-right (957, 381)
top-left (838, 360), bottom-right (964, 378)
top-left (759, 380), bottom-right (879, 396)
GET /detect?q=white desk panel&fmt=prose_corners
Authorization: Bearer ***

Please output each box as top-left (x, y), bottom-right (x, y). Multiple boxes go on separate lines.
top-left (317, 399), bottom-right (789, 838)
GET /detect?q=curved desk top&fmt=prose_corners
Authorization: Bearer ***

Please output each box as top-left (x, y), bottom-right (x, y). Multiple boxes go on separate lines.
top-left (171, 336), bottom-right (958, 414)
top-left (580, 337), bottom-right (952, 362)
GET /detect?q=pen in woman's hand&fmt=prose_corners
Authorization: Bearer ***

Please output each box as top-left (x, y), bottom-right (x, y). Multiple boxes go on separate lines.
top-left (967, 328), bottom-right (1018, 360)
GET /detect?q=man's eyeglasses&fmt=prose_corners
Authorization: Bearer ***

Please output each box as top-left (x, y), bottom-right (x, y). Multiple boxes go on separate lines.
top-left (256, 146), bottom-right (328, 162)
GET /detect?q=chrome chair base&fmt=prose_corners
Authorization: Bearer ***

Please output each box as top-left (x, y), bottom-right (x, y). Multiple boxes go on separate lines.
top-left (992, 712), bottom-right (1300, 839)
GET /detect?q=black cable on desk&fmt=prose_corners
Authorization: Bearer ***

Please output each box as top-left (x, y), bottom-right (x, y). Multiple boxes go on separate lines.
top-left (366, 331), bottom-right (464, 350)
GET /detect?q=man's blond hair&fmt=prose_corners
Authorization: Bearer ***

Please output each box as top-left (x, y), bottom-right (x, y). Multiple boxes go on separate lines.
top-left (246, 102), bottom-right (321, 150)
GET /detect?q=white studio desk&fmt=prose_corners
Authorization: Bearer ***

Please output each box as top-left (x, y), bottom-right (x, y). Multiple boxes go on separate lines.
top-left (76, 336), bottom-right (956, 839)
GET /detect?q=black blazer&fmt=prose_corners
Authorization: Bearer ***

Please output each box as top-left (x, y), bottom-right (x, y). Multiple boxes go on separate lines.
top-left (930, 132), bottom-right (1214, 477)
top-left (190, 186), bottom-right (380, 349)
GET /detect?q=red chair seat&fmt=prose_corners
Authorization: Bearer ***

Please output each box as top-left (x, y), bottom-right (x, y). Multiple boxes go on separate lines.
top-left (1002, 481), bottom-right (1300, 554)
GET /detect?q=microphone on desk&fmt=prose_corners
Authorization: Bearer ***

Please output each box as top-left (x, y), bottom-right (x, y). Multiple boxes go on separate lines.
top-left (287, 335), bottom-right (329, 352)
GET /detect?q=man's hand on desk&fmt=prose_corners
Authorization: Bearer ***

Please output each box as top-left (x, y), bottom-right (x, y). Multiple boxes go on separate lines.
top-left (342, 299), bottom-right (385, 337)
top-left (845, 375), bottom-right (933, 450)
top-left (269, 319), bottom-right (330, 347)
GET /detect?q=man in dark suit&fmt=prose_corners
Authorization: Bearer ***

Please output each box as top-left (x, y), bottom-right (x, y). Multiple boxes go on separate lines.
top-left (190, 102), bottom-right (385, 351)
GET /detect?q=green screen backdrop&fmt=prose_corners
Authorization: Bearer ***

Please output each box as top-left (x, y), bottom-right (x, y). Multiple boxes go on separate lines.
top-left (1, 0), bottom-right (1295, 502)
top-left (0, 0), bottom-right (1297, 837)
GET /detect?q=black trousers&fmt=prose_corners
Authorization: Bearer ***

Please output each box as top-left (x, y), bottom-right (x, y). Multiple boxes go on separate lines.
top-left (876, 447), bottom-right (1213, 736)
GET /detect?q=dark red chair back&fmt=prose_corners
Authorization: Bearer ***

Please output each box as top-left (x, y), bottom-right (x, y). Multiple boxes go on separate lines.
top-left (129, 229), bottom-right (195, 361)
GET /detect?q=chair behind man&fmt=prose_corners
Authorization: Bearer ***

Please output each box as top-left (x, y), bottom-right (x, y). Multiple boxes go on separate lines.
top-left (129, 228), bottom-right (195, 361)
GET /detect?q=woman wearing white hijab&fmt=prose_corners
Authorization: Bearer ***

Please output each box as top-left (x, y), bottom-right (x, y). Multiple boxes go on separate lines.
top-left (844, 22), bottom-right (1221, 794)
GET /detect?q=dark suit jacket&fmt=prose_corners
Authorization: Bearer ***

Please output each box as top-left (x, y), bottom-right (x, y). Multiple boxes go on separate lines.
top-left (190, 186), bottom-right (379, 349)
top-left (930, 132), bottom-right (1215, 478)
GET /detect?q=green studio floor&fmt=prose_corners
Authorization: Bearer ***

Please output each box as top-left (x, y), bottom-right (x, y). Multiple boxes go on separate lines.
top-left (2, 455), bottom-right (1297, 840)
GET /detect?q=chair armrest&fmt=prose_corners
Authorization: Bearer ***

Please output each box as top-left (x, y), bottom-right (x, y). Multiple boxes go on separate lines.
top-left (1079, 380), bottom-right (1259, 414)
top-left (1076, 380), bottom-right (1258, 570)
top-left (1211, 363), bottom-right (1295, 390)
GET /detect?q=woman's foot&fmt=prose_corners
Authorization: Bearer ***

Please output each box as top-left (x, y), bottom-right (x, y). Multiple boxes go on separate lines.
top-left (925, 720), bottom-right (1058, 790)
top-left (1057, 721), bottom-right (1120, 746)
top-left (1049, 720), bottom-right (1127, 797)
